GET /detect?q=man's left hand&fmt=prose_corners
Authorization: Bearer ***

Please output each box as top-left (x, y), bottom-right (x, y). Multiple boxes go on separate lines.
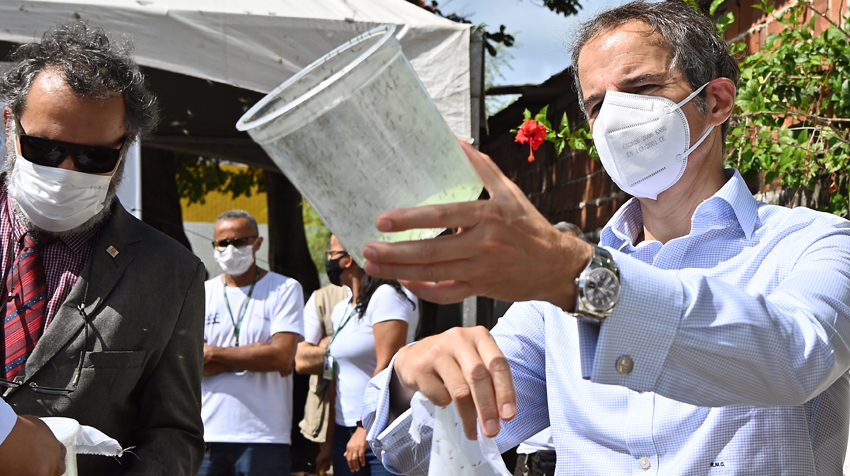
top-left (362, 140), bottom-right (593, 309)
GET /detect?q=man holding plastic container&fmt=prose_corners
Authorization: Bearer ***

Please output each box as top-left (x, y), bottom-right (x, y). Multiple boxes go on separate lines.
top-left (0, 22), bottom-right (205, 475)
top-left (359, 1), bottom-right (850, 474)
top-left (0, 399), bottom-right (66, 475)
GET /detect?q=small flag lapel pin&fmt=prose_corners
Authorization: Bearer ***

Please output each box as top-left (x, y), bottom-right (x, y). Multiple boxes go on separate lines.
top-left (106, 245), bottom-right (119, 258)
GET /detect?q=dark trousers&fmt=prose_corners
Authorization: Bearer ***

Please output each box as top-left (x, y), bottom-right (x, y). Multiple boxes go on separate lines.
top-left (514, 450), bottom-right (557, 476)
top-left (332, 424), bottom-right (393, 476)
top-left (198, 442), bottom-right (292, 476)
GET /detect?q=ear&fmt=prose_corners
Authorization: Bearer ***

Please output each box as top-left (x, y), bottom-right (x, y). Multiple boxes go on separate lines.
top-left (705, 78), bottom-right (736, 127)
top-left (339, 253), bottom-right (353, 270)
top-left (254, 236), bottom-right (263, 252)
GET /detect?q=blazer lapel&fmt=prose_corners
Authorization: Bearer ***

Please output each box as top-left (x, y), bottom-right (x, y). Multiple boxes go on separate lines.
top-left (21, 205), bottom-right (140, 385)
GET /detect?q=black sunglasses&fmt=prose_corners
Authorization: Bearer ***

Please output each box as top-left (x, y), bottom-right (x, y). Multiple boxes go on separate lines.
top-left (212, 235), bottom-right (258, 252)
top-left (17, 120), bottom-right (127, 174)
top-left (0, 303), bottom-right (89, 396)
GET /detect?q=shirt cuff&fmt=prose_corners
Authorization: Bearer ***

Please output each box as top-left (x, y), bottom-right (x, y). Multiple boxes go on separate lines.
top-left (0, 399), bottom-right (17, 445)
top-left (363, 353), bottom-right (398, 443)
top-left (578, 248), bottom-right (684, 391)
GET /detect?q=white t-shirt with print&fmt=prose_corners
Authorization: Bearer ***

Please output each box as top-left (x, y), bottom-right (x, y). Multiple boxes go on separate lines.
top-left (329, 284), bottom-right (418, 427)
top-left (201, 271), bottom-right (304, 444)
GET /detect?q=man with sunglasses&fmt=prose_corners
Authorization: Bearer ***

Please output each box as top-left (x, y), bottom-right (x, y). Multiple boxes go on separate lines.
top-left (0, 22), bottom-right (205, 475)
top-left (200, 210), bottom-right (304, 476)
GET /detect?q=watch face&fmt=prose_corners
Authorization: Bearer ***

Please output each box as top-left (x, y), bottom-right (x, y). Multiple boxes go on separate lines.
top-left (585, 268), bottom-right (619, 310)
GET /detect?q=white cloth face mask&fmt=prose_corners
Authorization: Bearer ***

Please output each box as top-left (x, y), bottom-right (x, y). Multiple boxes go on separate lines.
top-left (214, 244), bottom-right (256, 276)
top-left (592, 82), bottom-right (713, 200)
top-left (9, 153), bottom-right (114, 232)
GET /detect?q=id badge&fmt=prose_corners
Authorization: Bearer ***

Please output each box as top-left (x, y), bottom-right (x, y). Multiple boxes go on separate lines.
top-left (322, 354), bottom-right (335, 380)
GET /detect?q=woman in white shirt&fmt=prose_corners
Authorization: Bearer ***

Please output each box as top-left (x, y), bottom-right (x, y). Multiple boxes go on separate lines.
top-left (323, 235), bottom-right (418, 476)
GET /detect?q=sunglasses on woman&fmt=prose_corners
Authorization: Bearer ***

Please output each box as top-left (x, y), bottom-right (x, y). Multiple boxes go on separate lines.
top-left (16, 120), bottom-right (127, 174)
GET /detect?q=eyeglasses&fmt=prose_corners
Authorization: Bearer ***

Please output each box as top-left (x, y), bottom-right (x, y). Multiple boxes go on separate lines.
top-left (212, 236), bottom-right (258, 252)
top-left (16, 119), bottom-right (127, 174)
top-left (326, 249), bottom-right (349, 261)
top-left (0, 303), bottom-right (89, 396)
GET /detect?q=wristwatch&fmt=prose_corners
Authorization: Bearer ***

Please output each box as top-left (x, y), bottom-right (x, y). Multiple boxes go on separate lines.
top-left (573, 245), bottom-right (620, 322)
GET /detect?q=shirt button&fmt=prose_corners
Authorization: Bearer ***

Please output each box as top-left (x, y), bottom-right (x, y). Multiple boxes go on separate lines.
top-left (639, 456), bottom-right (651, 470)
top-left (616, 356), bottom-right (634, 375)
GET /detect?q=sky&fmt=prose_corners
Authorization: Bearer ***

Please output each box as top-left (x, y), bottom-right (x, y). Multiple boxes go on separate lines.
top-left (442, 0), bottom-right (659, 87)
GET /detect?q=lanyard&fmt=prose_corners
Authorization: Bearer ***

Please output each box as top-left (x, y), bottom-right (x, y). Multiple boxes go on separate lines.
top-left (327, 298), bottom-right (356, 354)
top-left (221, 271), bottom-right (260, 347)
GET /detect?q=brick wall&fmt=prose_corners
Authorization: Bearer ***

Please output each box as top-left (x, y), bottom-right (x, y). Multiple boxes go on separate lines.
top-left (483, 70), bottom-right (626, 239)
top-left (724, 0), bottom-right (848, 53)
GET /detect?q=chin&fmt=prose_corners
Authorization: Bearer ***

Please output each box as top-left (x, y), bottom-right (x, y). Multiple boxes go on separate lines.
top-left (9, 195), bottom-right (117, 237)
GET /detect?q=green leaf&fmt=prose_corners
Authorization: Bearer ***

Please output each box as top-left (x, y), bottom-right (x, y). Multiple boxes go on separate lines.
top-left (534, 105), bottom-right (550, 125)
top-left (523, 109), bottom-right (531, 120)
top-left (709, 0), bottom-right (725, 15)
top-left (559, 112), bottom-right (569, 134)
top-left (716, 12), bottom-right (735, 34)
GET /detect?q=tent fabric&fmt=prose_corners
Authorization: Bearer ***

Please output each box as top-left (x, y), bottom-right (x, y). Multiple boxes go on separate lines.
top-left (0, 0), bottom-right (471, 137)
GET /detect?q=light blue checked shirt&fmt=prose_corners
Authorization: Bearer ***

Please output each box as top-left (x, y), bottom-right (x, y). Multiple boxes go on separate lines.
top-left (362, 169), bottom-right (850, 475)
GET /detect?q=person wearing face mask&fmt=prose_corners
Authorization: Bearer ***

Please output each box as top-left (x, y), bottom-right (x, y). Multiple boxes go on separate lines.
top-left (358, 2), bottom-right (850, 475)
top-left (294, 279), bottom-right (348, 475)
top-left (200, 209), bottom-right (305, 476)
top-left (320, 235), bottom-right (417, 476)
top-left (0, 22), bottom-right (206, 475)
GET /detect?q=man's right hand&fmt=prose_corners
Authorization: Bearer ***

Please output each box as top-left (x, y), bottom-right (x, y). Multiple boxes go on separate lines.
top-left (0, 415), bottom-right (66, 476)
top-left (390, 326), bottom-right (516, 441)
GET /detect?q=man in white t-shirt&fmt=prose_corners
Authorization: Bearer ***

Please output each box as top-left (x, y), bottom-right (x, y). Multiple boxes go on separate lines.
top-left (200, 210), bottom-right (305, 476)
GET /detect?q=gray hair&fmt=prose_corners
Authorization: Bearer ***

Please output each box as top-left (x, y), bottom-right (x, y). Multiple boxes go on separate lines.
top-left (570, 1), bottom-right (740, 140)
top-left (217, 209), bottom-right (259, 235)
top-left (0, 21), bottom-right (159, 140)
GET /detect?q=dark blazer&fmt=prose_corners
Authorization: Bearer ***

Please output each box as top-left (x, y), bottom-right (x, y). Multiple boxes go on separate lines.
top-left (4, 203), bottom-right (206, 475)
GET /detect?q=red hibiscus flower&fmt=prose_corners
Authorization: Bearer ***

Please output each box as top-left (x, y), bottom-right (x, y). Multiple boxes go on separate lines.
top-left (515, 119), bottom-right (547, 162)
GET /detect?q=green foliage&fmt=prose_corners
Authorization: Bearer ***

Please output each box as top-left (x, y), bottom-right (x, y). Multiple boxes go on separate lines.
top-left (302, 200), bottom-right (331, 277)
top-left (174, 154), bottom-right (265, 206)
top-left (727, 1), bottom-right (850, 217)
top-left (514, 107), bottom-right (598, 160)
top-left (406, 0), bottom-right (582, 56)
top-left (512, 2), bottom-right (849, 217)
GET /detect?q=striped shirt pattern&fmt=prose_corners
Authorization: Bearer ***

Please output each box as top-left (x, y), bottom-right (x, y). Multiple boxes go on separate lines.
top-left (363, 169), bottom-right (850, 475)
top-left (0, 184), bottom-right (100, 332)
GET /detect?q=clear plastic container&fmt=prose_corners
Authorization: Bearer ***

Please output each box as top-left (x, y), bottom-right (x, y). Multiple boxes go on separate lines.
top-left (41, 417), bottom-right (80, 476)
top-left (237, 24), bottom-right (483, 265)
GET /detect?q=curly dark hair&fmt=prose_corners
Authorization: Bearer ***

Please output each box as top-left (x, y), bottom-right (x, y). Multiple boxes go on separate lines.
top-left (356, 275), bottom-right (416, 319)
top-left (0, 21), bottom-right (159, 140)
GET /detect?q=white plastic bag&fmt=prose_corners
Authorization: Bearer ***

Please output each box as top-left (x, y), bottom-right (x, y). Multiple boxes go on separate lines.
top-left (409, 392), bottom-right (511, 476)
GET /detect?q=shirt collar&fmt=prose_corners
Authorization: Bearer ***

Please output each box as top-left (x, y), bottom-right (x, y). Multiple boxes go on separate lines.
top-left (601, 168), bottom-right (759, 248)
top-left (705, 168), bottom-right (758, 239)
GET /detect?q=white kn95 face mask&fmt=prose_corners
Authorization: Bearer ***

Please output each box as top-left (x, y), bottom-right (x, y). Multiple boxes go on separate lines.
top-left (9, 153), bottom-right (114, 232)
top-left (592, 82), bottom-right (713, 200)
top-left (214, 244), bottom-right (256, 276)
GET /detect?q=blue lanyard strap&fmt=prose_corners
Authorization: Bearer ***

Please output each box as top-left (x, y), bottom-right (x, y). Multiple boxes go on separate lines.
top-left (221, 270), bottom-right (260, 347)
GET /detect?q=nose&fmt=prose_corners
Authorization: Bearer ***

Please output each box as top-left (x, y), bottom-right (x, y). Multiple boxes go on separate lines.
top-left (55, 155), bottom-right (79, 171)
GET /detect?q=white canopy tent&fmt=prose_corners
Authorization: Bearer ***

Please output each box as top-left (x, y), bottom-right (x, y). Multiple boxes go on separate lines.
top-left (0, 0), bottom-right (472, 138)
